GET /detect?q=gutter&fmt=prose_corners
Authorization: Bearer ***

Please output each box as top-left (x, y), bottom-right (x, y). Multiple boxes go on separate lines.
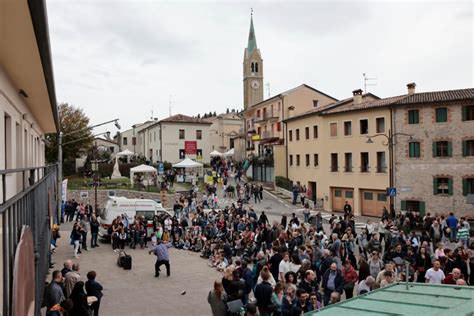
top-left (279, 95), bottom-right (288, 179)
top-left (28, 0), bottom-right (59, 132)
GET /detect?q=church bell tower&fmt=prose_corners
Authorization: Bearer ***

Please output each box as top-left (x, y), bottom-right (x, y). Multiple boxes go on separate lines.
top-left (243, 12), bottom-right (264, 109)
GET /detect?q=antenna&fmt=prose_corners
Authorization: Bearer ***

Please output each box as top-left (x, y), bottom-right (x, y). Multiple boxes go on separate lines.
top-left (363, 73), bottom-right (377, 93)
top-left (266, 83), bottom-right (271, 98)
top-left (150, 109), bottom-right (154, 120)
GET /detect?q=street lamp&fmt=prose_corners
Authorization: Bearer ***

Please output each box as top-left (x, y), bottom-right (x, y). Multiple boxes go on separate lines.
top-left (57, 119), bottom-right (120, 222)
top-left (366, 131), bottom-right (413, 212)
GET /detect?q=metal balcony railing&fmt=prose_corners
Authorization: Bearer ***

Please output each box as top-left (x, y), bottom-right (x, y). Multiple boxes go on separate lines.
top-left (0, 165), bottom-right (58, 316)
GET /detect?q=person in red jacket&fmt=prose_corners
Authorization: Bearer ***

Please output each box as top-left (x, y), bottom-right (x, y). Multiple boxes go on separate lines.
top-left (342, 260), bottom-right (358, 299)
top-left (442, 268), bottom-right (465, 284)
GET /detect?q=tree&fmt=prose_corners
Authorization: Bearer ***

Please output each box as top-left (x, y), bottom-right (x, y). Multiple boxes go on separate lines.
top-left (45, 103), bottom-right (94, 163)
top-left (226, 108), bottom-right (230, 114)
top-left (213, 111), bottom-right (217, 116)
top-left (197, 113), bottom-right (201, 118)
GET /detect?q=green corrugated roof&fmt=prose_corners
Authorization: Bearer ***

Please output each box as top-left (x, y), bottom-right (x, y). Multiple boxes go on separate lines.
top-left (247, 15), bottom-right (257, 53)
top-left (305, 283), bottom-right (474, 316)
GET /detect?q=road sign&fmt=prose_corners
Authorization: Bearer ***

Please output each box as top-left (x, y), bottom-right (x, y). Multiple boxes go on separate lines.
top-left (387, 187), bottom-right (397, 197)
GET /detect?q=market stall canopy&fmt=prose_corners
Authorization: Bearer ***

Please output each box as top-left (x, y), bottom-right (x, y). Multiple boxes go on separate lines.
top-left (210, 150), bottom-right (223, 157)
top-left (223, 148), bottom-right (235, 156)
top-left (172, 157), bottom-right (203, 168)
top-left (130, 164), bottom-right (157, 184)
top-left (117, 149), bottom-right (135, 156)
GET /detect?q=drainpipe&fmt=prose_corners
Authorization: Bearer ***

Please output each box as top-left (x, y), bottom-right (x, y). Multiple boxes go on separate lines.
top-left (279, 95), bottom-right (288, 179)
top-left (390, 106), bottom-right (394, 211)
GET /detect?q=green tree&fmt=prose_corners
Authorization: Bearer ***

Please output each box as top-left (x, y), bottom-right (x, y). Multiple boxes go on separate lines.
top-left (45, 103), bottom-right (93, 163)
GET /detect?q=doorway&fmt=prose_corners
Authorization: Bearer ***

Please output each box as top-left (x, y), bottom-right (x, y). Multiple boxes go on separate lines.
top-left (308, 181), bottom-right (317, 202)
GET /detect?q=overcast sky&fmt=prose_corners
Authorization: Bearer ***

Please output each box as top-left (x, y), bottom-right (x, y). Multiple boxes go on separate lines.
top-left (47, 0), bottom-right (473, 133)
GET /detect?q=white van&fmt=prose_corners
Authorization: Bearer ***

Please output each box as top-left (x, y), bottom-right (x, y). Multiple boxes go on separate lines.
top-left (99, 196), bottom-right (172, 239)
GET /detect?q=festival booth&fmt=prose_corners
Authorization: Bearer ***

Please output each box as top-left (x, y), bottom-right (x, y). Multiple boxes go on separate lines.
top-left (223, 148), bottom-right (235, 157)
top-left (210, 150), bottom-right (223, 157)
top-left (129, 164), bottom-right (157, 186)
top-left (172, 157), bottom-right (203, 184)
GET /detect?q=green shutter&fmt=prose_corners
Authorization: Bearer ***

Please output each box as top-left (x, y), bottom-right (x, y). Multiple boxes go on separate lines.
top-left (462, 106), bottom-right (467, 121)
top-left (401, 200), bottom-right (407, 211)
top-left (416, 143), bottom-right (421, 157)
top-left (419, 202), bottom-right (426, 217)
top-left (448, 178), bottom-right (453, 195)
top-left (432, 142), bottom-right (437, 157)
top-left (463, 178), bottom-right (468, 196)
top-left (433, 178), bottom-right (438, 195)
top-left (447, 141), bottom-right (453, 157)
top-left (409, 143), bottom-right (413, 157)
top-left (462, 141), bottom-right (467, 157)
top-left (415, 110), bottom-right (419, 123)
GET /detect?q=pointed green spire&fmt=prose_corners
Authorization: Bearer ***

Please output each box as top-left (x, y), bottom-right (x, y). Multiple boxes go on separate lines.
top-left (247, 11), bottom-right (257, 53)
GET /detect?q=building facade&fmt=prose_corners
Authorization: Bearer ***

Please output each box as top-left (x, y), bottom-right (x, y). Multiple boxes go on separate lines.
top-left (285, 91), bottom-right (394, 216)
top-left (114, 120), bottom-right (156, 157)
top-left (393, 85), bottom-right (474, 217)
top-left (208, 111), bottom-right (245, 161)
top-left (0, 0), bottom-right (59, 200)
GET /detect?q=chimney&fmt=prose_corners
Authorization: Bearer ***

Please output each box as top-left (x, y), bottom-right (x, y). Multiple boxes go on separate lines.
top-left (352, 89), bottom-right (363, 104)
top-left (407, 82), bottom-right (416, 95)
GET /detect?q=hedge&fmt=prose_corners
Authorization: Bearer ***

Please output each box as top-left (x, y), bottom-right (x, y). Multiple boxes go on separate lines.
top-left (275, 176), bottom-right (292, 191)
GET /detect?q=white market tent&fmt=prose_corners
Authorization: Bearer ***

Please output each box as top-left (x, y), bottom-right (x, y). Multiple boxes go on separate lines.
top-left (117, 149), bottom-right (135, 156)
top-left (223, 148), bottom-right (235, 157)
top-left (172, 157), bottom-right (203, 168)
top-left (210, 150), bottom-right (223, 157)
top-left (130, 164), bottom-right (157, 184)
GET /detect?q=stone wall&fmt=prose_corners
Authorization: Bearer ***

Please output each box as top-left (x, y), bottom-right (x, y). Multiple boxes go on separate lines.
top-left (393, 101), bottom-right (474, 217)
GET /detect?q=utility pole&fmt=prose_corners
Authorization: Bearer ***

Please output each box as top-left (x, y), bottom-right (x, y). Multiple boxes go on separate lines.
top-left (363, 73), bottom-right (377, 93)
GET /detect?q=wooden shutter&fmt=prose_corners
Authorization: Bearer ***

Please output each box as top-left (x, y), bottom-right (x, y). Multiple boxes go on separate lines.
top-left (432, 142), bottom-right (437, 157)
top-left (462, 106), bottom-right (467, 121)
top-left (447, 141), bottom-right (453, 157)
top-left (419, 201), bottom-right (426, 217)
top-left (400, 200), bottom-right (407, 211)
top-left (463, 178), bottom-right (468, 196)
top-left (433, 178), bottom-right (438, 195)
top-left (462, 141), bottom-right (467, 157)
top-left (448, 178), bottom-right (453, 195)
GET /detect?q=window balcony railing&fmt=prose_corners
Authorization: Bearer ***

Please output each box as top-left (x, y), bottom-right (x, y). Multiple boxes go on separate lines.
top-left (376, 166), bottom-right (387, 173)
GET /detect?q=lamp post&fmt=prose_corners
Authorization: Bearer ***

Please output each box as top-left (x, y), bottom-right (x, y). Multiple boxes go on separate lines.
top-left (57, 119), bottom-right (120, 222)
top-left (366, 130), bottom-right (413, 211)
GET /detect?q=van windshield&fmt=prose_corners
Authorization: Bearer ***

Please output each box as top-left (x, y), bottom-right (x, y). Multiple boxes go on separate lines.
top-left (136, 211), bottom-right (155, 221)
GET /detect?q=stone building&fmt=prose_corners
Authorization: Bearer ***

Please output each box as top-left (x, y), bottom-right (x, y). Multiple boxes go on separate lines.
top-left (393, 84), bottom-right (474, 217)
top-left (208, 111), bottom-right (245, 161)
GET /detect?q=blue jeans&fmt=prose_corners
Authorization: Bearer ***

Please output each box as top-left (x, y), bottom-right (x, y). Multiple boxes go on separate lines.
top-left (304, 212), bottom-right (310, 223)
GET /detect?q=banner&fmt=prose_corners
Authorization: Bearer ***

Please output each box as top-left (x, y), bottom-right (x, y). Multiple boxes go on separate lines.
top-left (184, 141), bottom-right (197, 154)
top-left (61, 179), bottom-right (68, 202)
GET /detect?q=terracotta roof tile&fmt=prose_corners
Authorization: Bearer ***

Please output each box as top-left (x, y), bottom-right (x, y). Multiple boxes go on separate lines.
top-left (394, 88), bottom-right (474, 105)
top-left (159, 114), bottom-right (212, 124)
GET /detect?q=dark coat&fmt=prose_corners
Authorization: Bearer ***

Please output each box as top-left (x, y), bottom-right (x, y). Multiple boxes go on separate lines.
top-left (85, 279), bottom-right (103, 300)
top-left (322, 269), bottom-right (344, 294)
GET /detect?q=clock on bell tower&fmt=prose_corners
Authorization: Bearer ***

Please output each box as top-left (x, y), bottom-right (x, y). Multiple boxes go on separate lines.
top-left (243, 13), bottom-right (263, 109)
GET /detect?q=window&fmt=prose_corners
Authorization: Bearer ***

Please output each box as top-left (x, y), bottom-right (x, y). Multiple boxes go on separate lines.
top-left (313, 154), bottom-right (319, 167)
top-left (360, 119), bottom-right (368, 135)
top-left (334, 190), bottom-right (342, 197)
top-left (276, 122), bottom-right (281, 132)
top-left (4, 114), bottom-right (12, 169)
top-left (196, 130), bottom-right (202, 140)
top-left (305, 127), bottom-right (310, 140)
top-left (296, 154), bottom-right (300, 166)
top-left (289, 155), bottom-right (293, 166)
top-left (344, 153), bottom-right (353, 172)
top-left (330, 123), bottom-right (337, 137)
top-left (463, 178), bottom-right (474, 196)
top-left (462, 140), bottom-right (474, 156)
top-left (376, 117), bottom-right (385, 133)
top-left (345, 191), bottom-right (353, 198)
top-left (435, 107), bottom-right (448, 122)
top-left (313, 100), bottom-right (319, 107)
top-left (149, 132), bottom-right (152, 143)
top-left (256, 109), bottom-right (261, 117)
top-left (305, 154), bottom-right (310, 166)
top-left (360, 152), bottom-right (369, 172)
top-left (331, 153), bottom-right (338, 172)
top-left (110, 147), bottom-right (115, 153)
top-left (433, 177), bottom-right (452, 195)
top-left (364, 192), bottom-right (373, 200)
top-left (409, 142), bottom-right (421, 158)
top-left (313, 125), bottom-right (318, 138)
top-left (179, 129), bottom-right (185, 139)
top-left (289, 130), bottom-right (293, 142)
top-left (408, 110), bottom-right (419, 124)
top-left (296, 129), bottom-right (300, 141)
top-left (179, 149), bottom-right (185, 159)
top-left (376, 152), bottom-right (386, 172)
top-left (462, 105), bottom-right (474, 121)
top-left (123, 137), bottom-right (128, 145)
top-left (377, 193), bottom-right (387, 201)
top-left (154, 131), bottom-right (156, 141)
top-left (433, 141), bottom-right (451, 157)
top-left (344, 121), bottom-right (352, 136)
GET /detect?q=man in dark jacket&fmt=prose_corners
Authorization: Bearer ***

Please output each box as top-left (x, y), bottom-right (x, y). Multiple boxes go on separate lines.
top-left (298, 270), bottom-right (319, 298)
top-left (44, 270), bottom-right (65, 315)
top-left (85, 271), bottom-right (103, 316)
top-left (228, 270), bottom-right (246, 303)
top-left (269, 247), bottom-right (283, 282)
top-left (239, 261), bottom-right (253, 305)
top-left (319, 249), bottom-right (334, 278)
top-left (322, 263), bottom-right (344, 306)
top-left (90, 215), bottom-right (100, 248)
top-left (254, 270), bottom-right (273, 316)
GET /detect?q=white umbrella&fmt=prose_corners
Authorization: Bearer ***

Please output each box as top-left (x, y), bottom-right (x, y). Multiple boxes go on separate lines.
top-left (172, 157), bottom-right (203, 168)
top-left (223, 148), bottom-right (235, 157)
top-left (130, 164), bottom-right (157, 184)
top-left (210, 150), bottom-right (223, 157)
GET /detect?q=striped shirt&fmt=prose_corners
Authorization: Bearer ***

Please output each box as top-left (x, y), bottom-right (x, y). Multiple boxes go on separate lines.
top-left (457, 227), bottom-right (469, 240)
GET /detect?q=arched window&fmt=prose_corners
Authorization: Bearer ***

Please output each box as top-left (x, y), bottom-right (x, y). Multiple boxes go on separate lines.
top-left (255, 62), bottom-right (259, 73)
top-left (251, 62), bottom-right (255, 72)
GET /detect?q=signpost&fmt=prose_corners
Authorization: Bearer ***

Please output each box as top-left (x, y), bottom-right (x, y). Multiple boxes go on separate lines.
top-left (158, 163), bottom-right (164, 175)
top-left (387, 187), bottom-right (397, 197)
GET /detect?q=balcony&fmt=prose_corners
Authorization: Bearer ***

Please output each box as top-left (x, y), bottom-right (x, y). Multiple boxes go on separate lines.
top-left (254, 112), bottom-right (279, 123)
top-left (261, 131), bottom-right (274, 139)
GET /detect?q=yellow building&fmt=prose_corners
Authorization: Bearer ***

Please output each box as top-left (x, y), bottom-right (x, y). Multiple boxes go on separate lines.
top-left (284, 90), bottom-right (406, 216)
